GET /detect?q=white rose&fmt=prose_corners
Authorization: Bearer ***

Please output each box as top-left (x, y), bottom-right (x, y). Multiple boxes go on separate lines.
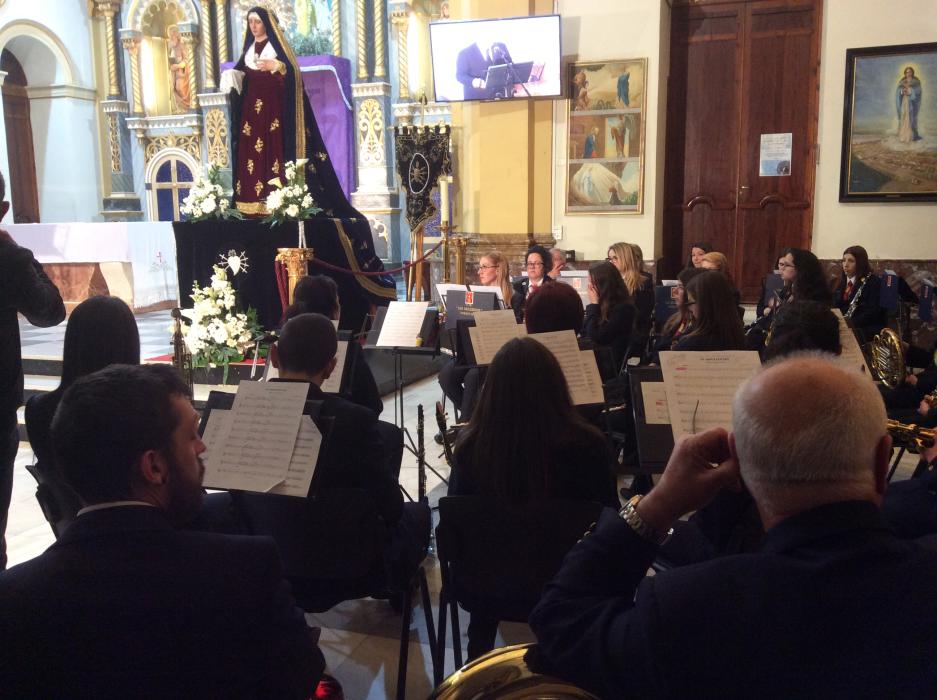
top-left (302, 195), bottom-right (313, 208)
top-left (286, 204), bottom-right (299, 218)
top-left (201, 198), bottom-right (217, 215)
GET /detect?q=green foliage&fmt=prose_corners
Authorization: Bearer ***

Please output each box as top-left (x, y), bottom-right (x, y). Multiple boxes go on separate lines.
top-left (287, 28), bottom-right (333, 56)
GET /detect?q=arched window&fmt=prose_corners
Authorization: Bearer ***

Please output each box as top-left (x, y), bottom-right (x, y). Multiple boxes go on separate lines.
top-left (151, 156), bottom-right (194, 220)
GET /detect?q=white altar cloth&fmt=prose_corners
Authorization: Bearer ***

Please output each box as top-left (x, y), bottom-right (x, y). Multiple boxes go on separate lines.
top-left (7, 222), bottom-right (179, 309)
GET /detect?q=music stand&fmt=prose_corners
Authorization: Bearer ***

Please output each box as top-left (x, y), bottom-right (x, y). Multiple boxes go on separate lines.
top-left (484, 61), bottom-right (535, 99)
top-left (627, 366), bottom-right (674, 474)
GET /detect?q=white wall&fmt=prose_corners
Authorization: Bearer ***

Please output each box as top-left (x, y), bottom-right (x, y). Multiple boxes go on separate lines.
top-left (552, 0), bottom-right (668, 262)
top-left (812, 0), bottom-right (937, 259)
top-left (0, 0), bottom-right (102, 222)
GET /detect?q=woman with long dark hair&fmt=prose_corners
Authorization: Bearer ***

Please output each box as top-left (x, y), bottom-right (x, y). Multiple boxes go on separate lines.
top-left (684, 240), bottom-right (713, 271)
top-left (449, 336), bottom-right (618, 658)
top-left (834, 245), bottom-right (885, 337)
top-left (283, 274), bottom-right (382, 415)
top-left (674, 271), bottom-right (746, 351)
top-left (583, 261), bottom-right (635, 369)
top-left (780, 247), bottom-right (831, 305)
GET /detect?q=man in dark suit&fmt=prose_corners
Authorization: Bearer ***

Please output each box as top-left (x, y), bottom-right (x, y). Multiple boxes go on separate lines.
top-left (456, 40), bottom-right (513, 100)
top-left (0, 170), bottom-right (65, 570)
top-left (0, 364), bottom-right (325, 697)
top-left (272, 313), bottom-right (429, 590)
top-left (530, 354), bottom-right (937, 698)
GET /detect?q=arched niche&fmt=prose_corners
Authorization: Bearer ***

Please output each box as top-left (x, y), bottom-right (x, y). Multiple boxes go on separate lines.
top-left (129, 0), bottom-right (199, 115)
top-left (126, 0), bottom-right (199, 32)
top-left (0, 20), bottom-right (78, 86)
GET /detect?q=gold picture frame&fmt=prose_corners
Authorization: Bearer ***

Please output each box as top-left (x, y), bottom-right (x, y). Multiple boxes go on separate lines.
top-left (565, 58), bottom-right (647, 215)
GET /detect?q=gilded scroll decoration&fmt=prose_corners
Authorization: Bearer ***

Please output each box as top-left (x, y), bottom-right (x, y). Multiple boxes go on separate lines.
top-left (357, 98), bottom-right (385, 166)
top-left (205, 108), bottom-right (229, 167)
top-left (108, 113), bottom-right (122, 172)
top-left (144, 134), bottom-right (201, 164)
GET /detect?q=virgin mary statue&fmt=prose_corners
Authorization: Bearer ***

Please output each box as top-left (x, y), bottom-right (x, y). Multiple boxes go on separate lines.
top-left (221, 6), bottom-right (395, 324)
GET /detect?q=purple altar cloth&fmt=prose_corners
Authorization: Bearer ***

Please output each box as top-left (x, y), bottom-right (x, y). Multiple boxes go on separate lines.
top-left (221, 54), bottom-right (355, 197)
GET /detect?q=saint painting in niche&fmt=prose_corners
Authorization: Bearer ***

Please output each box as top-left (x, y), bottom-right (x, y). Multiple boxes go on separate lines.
top-left (896, 66), bottom-right (922, 144)
top-left (167, 25), bottom-right (191, 112)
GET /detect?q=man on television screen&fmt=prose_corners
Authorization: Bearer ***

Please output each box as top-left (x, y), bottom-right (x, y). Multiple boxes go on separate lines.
top-left (456, 37), bottom-right (514, 100)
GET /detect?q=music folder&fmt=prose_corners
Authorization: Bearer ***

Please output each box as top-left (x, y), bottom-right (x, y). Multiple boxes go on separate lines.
top-left (444, 289), bottom-right (499, 329)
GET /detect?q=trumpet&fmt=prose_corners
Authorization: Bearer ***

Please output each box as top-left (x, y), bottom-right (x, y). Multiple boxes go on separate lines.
top-left (886, 419), bottom-right (935, 452)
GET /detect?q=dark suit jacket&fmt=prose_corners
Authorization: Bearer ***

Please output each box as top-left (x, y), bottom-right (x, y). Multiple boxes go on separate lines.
top-left (0, 506), bottom-right (323, 698)
top-left (455, 42), bottom-right (512, 100)
top-left (0, 237), bottom-right (64, 423)
top-left (836, 274), bottom-right (886, 339)
top-left (271, 380), bottom-right (402, 526)
top-left (583, 301), bottom-right (636, 370)
top-left (531, 500), bottom-right (937, 699)
top-left (510, 276), bottom-right (552, 323)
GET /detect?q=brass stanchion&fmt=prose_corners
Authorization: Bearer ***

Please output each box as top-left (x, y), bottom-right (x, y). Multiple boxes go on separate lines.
top-left (275, 247), bottom-right (315, 304)
top-left (452, 236), bottom-right (469, 285)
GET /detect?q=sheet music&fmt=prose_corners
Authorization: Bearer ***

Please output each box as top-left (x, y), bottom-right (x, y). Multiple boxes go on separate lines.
top-left (467, 309), bottom-right (527, 364)
top-left (268, 416), bottom-right (322, 497)
top-left (659, 351), bottom-right (761, 439)
top-left (207, 381), bottom-right (309, 492)
top-left (436, 283), bottom-right (469, 309)
top-left (376, 301), bottom-right (429, 347)
top-left (528, 331), bottom-right (605, 405)
top-left (320, 340), bottom-right (348, 394)
top-left (831, 308), bottom-right (869, 375)
top-left (641, 382), bottom-right (671, 424)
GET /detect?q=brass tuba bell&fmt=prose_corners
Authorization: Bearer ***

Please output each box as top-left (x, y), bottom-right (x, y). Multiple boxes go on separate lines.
top-left (429, 644), bottom-right (600, 699)
top-left (869, 327), bottom-right (906, 389)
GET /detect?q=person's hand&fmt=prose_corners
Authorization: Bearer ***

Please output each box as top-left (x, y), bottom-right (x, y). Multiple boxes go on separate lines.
top-left (918, 398), bottom-right (931, 417)
top-left (636, 427), bottom-right (741, 533)
top-left (472, 77), bottom-right (486, 89)
top-left (587, 281), bottom-right (599, 305)
top-left (906, 373), bottom-right (919, 387)
top-left (256, 58), bottom-right (279, 73)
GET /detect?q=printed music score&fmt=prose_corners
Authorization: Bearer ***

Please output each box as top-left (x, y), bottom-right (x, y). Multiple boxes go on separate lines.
top-left (831, 308), bottom-right (870, 376)
top-left (528, 330), bottom-right (605, 405)
top-left (376, 301), bottom-right (429, 347)
top-left (320, 340), bottom-right (348, 394)
top-left (204, 381), bottom-right (310, 492)
top-left (467, 309), bottom-right (527, 364)
top-left (659, 351), bottom-right (761, 439)
top-left (640, 382), bottom-right (671, 424)
top-left (268, 416), bottom-right (322, 497)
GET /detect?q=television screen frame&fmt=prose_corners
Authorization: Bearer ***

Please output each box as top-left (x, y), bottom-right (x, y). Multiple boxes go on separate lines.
top-left (428, 14), bottom-right (563, 104)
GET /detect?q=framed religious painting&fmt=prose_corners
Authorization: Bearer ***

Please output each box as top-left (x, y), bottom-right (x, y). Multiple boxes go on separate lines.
top-left (839, 42), bottom-right (937, 202)
top-left (566, 58), bottom-right (647, 214)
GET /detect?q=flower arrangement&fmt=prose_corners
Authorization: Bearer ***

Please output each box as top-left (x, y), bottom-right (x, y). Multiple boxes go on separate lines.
top-left (179, 265), bottom-right (262, 384)
top-left (180, 164), bottom-right (242, 222)
top-left (263, 158), bottom-right (321, 225)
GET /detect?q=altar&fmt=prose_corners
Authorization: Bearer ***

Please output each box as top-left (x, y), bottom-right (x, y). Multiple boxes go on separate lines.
top-left (7, 222), bottom-right (178, 312)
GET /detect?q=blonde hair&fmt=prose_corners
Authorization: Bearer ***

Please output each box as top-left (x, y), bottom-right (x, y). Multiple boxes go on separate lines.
top-left (480, 251), bottom-right (513, 303)
top-left (608, 241), bottom-right (643, 295)
top-left (702, 251), bottom-right (727, 271)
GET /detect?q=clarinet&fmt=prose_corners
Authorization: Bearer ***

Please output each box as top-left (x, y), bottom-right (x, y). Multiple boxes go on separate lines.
top-left (417, 404), bottom-right (427, 502)
top-left (844, 274), bottom-right (870, 320)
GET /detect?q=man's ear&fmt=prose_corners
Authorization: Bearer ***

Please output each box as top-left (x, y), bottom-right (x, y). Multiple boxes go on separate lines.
top-left (137, 449), bottom-right (169, 487)
top-left (322, 355), bottom-right (338, 380)
top-left (269, 342), bottom-right (280, 369)
top-left (0, 201), bottom-right (9, 222)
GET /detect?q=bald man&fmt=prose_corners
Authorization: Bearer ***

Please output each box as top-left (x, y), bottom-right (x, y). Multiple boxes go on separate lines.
top-left (530, 353), bottom-right (937, 698)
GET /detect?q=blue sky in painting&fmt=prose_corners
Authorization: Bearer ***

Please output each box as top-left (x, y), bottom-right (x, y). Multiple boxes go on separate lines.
top-left (851, 51), bottom-right (937, 135)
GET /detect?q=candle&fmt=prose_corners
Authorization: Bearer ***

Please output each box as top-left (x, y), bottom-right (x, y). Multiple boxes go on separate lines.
top-left (439, 177), bottom-right (449, 226)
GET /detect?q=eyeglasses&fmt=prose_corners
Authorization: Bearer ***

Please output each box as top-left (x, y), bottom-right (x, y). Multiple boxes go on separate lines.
top-left (476, 264), bottom-right (496, 270)
top-left (777, 261), bottom-right (795, 269)
top-left (526, 262), bottom-right (544, 268)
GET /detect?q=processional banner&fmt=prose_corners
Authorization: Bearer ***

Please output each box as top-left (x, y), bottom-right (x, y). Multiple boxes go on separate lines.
top-left (393, 125), bottom-right (452, 231)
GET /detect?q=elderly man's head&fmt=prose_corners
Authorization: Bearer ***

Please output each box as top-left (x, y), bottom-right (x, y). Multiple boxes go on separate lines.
top-left (732, 353), bottom-right (890, 523)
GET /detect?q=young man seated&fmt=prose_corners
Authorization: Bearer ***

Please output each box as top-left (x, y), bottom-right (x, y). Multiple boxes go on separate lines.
top-left (271, 312), bottom-right (429, 591)
top-left (0, 364), bottom-right (324, 697)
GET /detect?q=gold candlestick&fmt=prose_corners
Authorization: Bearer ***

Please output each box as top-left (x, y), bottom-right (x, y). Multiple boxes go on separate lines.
top-left (275, 247), bottom-right (316, 304)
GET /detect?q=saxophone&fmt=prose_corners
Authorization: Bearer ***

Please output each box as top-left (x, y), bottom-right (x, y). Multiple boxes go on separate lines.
top-left (171, 307), bottom-right (194, 397)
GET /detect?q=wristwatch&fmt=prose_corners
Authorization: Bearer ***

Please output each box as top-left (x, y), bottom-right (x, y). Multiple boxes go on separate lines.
top-left (618, 495), bottom-right (673, 546)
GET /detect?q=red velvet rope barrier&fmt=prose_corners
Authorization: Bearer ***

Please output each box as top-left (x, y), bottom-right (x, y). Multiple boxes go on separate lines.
top-left (308, 239), bottom-right (445, 277)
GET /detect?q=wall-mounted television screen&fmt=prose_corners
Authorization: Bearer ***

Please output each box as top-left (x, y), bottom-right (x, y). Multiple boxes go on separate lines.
top-left (429, 15), bottom-right (562, 103)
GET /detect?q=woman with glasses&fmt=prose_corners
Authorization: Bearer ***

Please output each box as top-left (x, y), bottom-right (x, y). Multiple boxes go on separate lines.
top-left (510, 245), bottom-right (553, 322)
top-left (583, 261), bottom-right (636, 369)
top-left (674, 271), bottom-right (746, 351)
top-left (475, 251), bottom-right (513, 305)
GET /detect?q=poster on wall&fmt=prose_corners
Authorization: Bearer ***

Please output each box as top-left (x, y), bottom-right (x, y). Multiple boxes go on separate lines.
top-left (839, 42), bottom-right (937, 202)
top-left (759, 133), bottom-right (792, 177)
top-left (565, 58), bottom-right (647, 214)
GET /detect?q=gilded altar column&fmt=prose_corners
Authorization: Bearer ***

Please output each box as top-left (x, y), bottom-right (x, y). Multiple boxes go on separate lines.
top-left (94, 1), bottom-right (123, 98)
top-left (213, 0), bottom-right (230, 63)
top-left (390, 9), bottom-right (408, 100)
top-left (331, 0), bottom-right (342, 56)
top-left (373, 0), bottom-right (387, 79)
top-left (355, 0), bottom-right (368, 80)
top-left (178, 24), bottom-right (200, 111)
top-left (118, 29), bottom-right (143, 115)
top-left (199, 0), bottom-right (216, 90)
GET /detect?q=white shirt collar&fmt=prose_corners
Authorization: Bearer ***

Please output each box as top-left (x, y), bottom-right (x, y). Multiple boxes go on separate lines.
top-left (77, 501), bottom-right (157, 517)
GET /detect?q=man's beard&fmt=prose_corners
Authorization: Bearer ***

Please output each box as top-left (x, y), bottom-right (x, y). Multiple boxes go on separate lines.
top-left (164, 453), bottom-right (205, 526)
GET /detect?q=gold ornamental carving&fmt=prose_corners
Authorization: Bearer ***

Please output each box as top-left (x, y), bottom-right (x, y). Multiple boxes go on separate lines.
top-left (205, 108), bottom-right (229, 167)
top-left (214, 0), bottom-right (230, 62)
top-left (355, 0), bottom-right (367, 79)
top-left (179, 28), bottom-right (199, 110)
top-left (144, 134), bottom-right (201, 165)
top-left (200, 0), bottom-right (217, 89)
top-left (372, 0), bottom-right (386, 78)
top-left (391, 11), bottom-right (409, 100)
top-left (120, 33), bottom-right (143, 114)
top-left (331, 0), bottom-right (342, 56)
top-left (107, 112), bottom-right (122, 172)
top-left (357, 98), bottom-right (384, 166)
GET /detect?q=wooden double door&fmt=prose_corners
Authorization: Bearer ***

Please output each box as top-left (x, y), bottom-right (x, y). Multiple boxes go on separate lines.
top-left (662, 0), bottom-right (823, 299)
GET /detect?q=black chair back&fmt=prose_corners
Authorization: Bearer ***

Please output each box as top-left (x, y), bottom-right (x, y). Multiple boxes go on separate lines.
top-left (436, 496), bottom-right (603, 621)
top-left (25, 462), bottom-right (82, 539)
